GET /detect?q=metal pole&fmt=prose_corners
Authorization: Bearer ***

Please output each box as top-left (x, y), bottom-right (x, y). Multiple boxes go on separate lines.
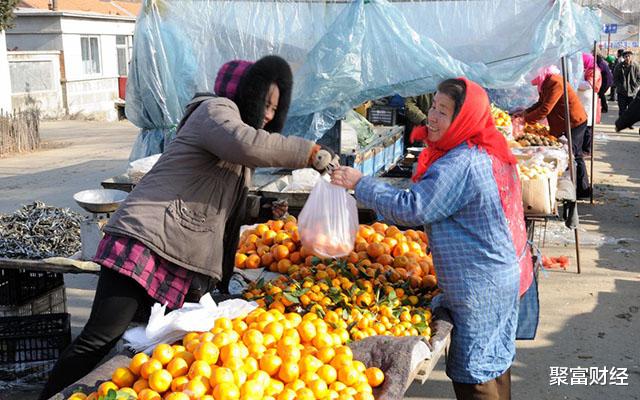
top-left (561, 57), bottom-right (575, 184)
top-left (561, 56), bottom-right (581, 274)
top-left (607, 33), bottom-right (611, 56)
top-left (590, 40), bottom-right (597, 204)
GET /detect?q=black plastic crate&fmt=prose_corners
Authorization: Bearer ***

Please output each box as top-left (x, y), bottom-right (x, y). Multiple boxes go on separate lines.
top-left (0, 286), bottom-right (67, 317)
top-left (0, 268), bottom-right (64, 306)
top-left (0, 313), bottom-right (71, 364)
top-left (367, 105), bottom-right (397, 126)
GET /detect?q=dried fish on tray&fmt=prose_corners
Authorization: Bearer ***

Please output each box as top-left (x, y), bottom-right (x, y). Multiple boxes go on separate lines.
top-left (0, 202), bottom-right (82, 259)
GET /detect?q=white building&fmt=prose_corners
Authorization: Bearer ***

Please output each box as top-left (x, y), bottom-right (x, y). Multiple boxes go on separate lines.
top-left (5, 1), bottom-right (140, 120)
top-left (0, 31), bottom-right (12, 112)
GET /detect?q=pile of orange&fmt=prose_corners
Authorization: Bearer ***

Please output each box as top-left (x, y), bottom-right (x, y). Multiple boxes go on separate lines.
top-left (69, 309), bottom-right (384, 400)
top-left (236, 219), bottom-right (436, 292)
top-left (243, 263), bottom-right (435, 341)
top-left (235, 217), bottom-right (301, 271)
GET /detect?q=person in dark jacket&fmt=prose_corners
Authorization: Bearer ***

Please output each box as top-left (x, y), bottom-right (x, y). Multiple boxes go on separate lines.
top-left (613, 51), bottom-right (640, 115)
top-left (609, 49), bottom-right (624, 101)
top-left (615, 94), bottom-right (640, 134)
top-left (597, 54), bottom-right (613, 113)
top-left (404, 93), bottom-right (434, 147)
top-left (37, 55), bottom-right (339, 400)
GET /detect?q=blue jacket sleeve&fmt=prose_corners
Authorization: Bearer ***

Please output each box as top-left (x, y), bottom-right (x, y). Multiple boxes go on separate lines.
top-left (355, 151), bottom-right (477, 226)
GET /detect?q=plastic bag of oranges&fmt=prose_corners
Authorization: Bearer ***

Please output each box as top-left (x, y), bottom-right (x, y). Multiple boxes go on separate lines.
top-left (298, 179), bottom-right (358, 258)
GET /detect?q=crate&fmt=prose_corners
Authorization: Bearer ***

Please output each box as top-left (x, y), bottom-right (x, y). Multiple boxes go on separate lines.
top-left (0, 286), bottom-right (66, 317)
top-left (0, 313), bottom-right (71, 364)
top-left (367, 105), bottom-right (397, 126)
top-left (0, 268), bottom-right (64, 306)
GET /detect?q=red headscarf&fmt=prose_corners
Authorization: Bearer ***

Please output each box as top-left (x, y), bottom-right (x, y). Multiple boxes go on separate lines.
top-left (411, 77), bottom-right (517, 182)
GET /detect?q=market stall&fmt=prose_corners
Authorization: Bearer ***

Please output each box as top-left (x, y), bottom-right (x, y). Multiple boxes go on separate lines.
top-left (1, 0), bottom-right (604, 397)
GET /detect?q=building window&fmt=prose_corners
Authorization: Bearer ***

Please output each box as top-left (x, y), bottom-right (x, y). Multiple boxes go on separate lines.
top-left (116, 35), bottom-right (133, 76)
top-left (81, 36), bottom-right (101, 75)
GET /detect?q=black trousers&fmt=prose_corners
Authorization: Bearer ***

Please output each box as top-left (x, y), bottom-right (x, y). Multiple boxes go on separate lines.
top-left (598, 88), bottom-right (608, 113)
top-left (582, 125), bottom-right (592, 154)
top-left (453, 368), bottom-right (511, 400)
top-left (38, 268), bottom-right (155, 400)
top-left (569, 122), bottom-right (590, 195)
top-left (618, 94), bottom-right (633, 116)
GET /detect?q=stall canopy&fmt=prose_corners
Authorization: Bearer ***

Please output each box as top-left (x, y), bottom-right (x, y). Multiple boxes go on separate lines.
top-left (125, 0), bottom-right (600, 160)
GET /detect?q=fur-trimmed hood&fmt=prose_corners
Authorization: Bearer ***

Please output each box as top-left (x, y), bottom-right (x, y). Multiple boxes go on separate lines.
top-left (234, 55), bottom-right (293, 133)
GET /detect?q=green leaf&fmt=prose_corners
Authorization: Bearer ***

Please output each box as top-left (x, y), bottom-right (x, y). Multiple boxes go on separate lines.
top-left (291, 287), bottom-right (309, 297)
top-left (342, 308), bottom-right (350, 320)
top-left (311, 256), bottom-right (322, 266)
top-left (414, 321), bottom-right (428, 331)
top-left (387, 290), bottom-right (397, 302)
top-left (283, 292), bottom-right (300, 304)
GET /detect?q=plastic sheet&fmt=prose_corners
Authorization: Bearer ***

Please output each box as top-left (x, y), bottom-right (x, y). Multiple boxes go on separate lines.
top-left (126, 0), bottom-right (600, 157)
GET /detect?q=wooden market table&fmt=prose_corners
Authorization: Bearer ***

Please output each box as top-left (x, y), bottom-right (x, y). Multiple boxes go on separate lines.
top-left (0, 257), bottom-right (100, 275)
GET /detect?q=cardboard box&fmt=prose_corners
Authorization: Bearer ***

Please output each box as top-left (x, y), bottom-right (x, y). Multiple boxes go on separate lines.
top-left (521, 174), bottom-right (557, 215)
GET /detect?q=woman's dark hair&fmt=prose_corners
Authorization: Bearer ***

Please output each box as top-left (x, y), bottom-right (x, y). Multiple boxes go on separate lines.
top-left (235, 55), bottom-right (293, 132)
top-left (437, 79), bottom-right (467, 120)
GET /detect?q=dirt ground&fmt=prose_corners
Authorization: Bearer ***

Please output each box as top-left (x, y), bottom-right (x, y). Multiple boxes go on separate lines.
top-left (0, 111), bottom-right (638, 399)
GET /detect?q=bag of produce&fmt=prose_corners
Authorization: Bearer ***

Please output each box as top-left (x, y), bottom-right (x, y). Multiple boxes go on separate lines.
top-left (298, 179), bottom-right (359, 258)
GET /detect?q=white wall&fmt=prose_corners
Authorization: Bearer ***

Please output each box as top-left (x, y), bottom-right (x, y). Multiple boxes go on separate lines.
top-left (0, 31), bottom-right (12, 112)
top-left (8, 51), bottom-right (64, 118)
top-left (59, 17), bottom-right (135, 81)
top-left (5, 14), bottom-right (135, 121)
top-left (59, 17), bottom-right (134, 120)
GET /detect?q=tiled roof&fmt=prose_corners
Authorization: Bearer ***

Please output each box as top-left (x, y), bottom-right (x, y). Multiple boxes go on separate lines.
top-left (18, 0), bottom-right (142, 18)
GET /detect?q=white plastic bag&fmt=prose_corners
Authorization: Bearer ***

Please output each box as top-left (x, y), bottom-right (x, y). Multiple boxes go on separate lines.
top-left (298, 179), bottom-right (359, 258)
top-left (126, 153), bottom-right (161, 181)
top-left (283, 168), bottom-right (323, 192)
top-left (122, 294), bottom-right (257, 353)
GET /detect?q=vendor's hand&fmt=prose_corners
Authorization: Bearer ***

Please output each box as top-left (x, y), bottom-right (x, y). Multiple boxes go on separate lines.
top-left (331, 166), bottom-right (363, 190)
top-left (311, 144), bottom-right (340, 174)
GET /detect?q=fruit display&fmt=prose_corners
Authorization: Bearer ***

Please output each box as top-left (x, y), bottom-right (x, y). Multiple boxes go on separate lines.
top-left (235, 217), bottom-right (301, 270)
top-left (242, 220), bottom-right (437, 342)
top-left (490, 104), bottom-right (511, 128)
top-left (517, 164), bottom-right (555, 181)
top-left (69, 220), bottom-right (438, 400)
top-left (69, 308), bottom-right (384, 400)
top-left (516, 133), bottom-right (560, 147)
top-left (523, 122), bottom-right (549, 136)
top-left (515, 123), bottom-right (560, 147)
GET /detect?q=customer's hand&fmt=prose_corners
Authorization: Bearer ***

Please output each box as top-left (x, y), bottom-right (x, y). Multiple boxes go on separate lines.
top-left (331, 166), bottom-right (363, 190)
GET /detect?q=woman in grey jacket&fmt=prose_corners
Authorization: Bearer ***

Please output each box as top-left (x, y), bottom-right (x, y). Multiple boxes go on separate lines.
top-left (39, 55), bottom-right (337, 399)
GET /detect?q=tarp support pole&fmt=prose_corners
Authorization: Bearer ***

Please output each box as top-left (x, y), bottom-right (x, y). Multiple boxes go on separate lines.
top-left (590, 40), bottom-right (597, 204)
top-left (561, 56), bottom-right (581, 274)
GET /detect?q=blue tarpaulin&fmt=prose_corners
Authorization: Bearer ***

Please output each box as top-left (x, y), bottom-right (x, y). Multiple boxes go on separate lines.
top-left (125, 0), bottom-right (600, 159)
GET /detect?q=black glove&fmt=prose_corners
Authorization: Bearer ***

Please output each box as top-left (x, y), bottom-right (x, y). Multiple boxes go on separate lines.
top-left (311, 145), bottom-right (340, 173)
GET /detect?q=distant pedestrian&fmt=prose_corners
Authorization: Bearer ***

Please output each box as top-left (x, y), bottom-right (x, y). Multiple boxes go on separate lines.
top-left (613, 51), bottom-right (640, 115)
top-left (597, 55), bottom-right (613, 113)
top-left (577, 53), bottom-right (602, 156)
top-left (608, 49), bottom-right (624, 101)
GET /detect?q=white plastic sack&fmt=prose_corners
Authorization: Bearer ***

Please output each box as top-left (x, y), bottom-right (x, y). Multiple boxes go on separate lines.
top-left (126, 153), bottom-right (161, 181)
top-left (123, 294), bottom-right (257, 353)
top-left (283, 168), bottom-right (323, 192)
top-left (298, 179), bottom-right (358, 258)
